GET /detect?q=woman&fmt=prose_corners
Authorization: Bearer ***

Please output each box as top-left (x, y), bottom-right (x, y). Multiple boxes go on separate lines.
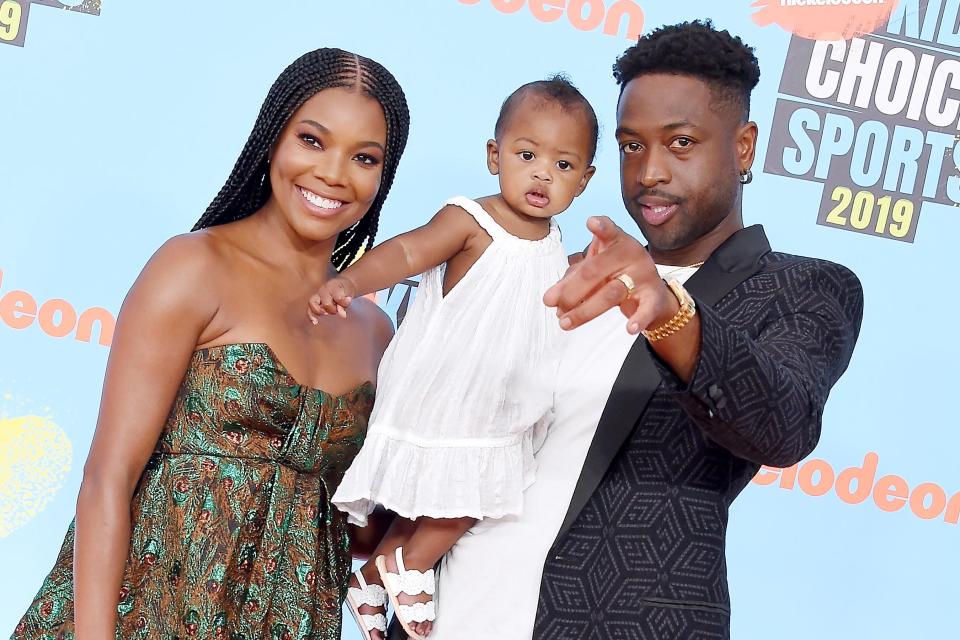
top-left (13, 47), bottom-right (409, 640)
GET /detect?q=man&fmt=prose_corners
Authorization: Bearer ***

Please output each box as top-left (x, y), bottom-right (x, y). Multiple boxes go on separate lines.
top-left (398, 20), bottom-right (863, 640)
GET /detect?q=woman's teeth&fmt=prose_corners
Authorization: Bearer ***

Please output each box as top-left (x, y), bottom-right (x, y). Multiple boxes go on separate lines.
top-left (299, 187), bottom-right (343, 209)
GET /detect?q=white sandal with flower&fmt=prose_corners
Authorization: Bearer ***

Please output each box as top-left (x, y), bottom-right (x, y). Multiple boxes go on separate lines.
top-left (375, 547), bottom-right (436, 640)
top-left (345, 569), bottom-right (387, 640)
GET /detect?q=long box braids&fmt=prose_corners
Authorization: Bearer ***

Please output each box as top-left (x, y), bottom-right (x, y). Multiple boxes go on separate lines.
top-left (193, 48), bottom-right (410, 271)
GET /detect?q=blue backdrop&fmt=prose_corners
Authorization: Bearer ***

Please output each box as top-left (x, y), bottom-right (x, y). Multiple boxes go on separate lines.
top-left (1, 1), bottom-right (955, 637)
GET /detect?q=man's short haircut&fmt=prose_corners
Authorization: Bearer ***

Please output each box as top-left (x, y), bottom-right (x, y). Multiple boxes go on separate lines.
top-left (613, 19), bottom-right (761, 122)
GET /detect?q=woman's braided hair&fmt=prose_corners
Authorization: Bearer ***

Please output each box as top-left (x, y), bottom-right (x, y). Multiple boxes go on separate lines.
top-left (192, 48), bottom-right (410, 270)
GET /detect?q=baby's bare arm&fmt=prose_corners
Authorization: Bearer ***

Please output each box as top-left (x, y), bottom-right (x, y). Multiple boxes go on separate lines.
top-left (340, 204), bottom-right (476, 295)
top-left (308, 205), bottom-right (478, 318)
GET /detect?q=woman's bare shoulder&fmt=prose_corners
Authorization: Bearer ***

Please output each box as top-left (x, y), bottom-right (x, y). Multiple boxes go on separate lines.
top-left (128, 231), bottom-right (228, 323)
top-left (346, 296), bottom-right (395, 353)
top-left (154, 229), bottom-right (227, 262)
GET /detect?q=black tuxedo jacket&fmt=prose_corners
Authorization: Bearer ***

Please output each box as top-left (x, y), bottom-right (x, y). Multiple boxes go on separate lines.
top-left (387, 225), bottom-right (863, 639)
top-left (532, 225), bottom-right (863, 639)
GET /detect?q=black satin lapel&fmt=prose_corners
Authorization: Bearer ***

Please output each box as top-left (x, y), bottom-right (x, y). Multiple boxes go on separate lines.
top-left (552, 335), bottom-right (661, 544)
top-left (685, 225), bottom-right (771, 305)
top-left (551, 225), bottom-right (771, 547)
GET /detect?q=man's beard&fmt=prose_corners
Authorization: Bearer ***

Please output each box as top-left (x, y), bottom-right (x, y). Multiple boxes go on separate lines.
top-left (631, 185), bottom-right (738, 253)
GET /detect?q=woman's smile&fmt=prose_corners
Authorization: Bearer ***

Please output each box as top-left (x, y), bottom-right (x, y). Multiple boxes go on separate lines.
top-left (297, 185), bottom-right (348, 218)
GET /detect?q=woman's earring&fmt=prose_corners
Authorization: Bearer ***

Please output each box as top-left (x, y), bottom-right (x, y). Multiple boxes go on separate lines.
top-left (739, 169), bottom-right (753, 185)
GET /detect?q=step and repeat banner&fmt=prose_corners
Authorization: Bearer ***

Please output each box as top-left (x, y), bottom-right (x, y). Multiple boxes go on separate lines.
top-left (1, 1), bottom-right (956, 637)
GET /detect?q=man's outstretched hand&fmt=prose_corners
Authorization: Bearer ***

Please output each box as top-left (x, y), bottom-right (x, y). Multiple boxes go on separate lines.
top-left (544, 216), bottom-right (677, 335)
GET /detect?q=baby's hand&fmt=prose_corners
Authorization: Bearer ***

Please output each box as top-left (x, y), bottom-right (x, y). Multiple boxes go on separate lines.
top-left (307, 277), bottom-right (356, 323)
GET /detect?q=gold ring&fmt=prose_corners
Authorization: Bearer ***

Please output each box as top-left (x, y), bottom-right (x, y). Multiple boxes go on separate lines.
top-left (615, 273), bottom-right (637, 296)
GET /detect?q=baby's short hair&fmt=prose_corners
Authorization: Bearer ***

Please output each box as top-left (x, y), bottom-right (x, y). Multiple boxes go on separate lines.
top-left (494, 74), bottom-right (599, 163)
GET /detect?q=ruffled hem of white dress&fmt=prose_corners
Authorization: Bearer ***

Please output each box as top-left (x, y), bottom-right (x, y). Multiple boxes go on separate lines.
top-left (332, 428), bottom-right (538, 526)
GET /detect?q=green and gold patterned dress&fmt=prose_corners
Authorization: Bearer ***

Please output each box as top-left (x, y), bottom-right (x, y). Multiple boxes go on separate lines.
top-left (13, 342), bottom-right (374, 640)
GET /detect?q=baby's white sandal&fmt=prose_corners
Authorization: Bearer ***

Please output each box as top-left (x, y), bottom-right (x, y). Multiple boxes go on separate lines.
top-left (375, 547), bottom-right (436, 640)
top-left (345, 570), bottom-right (387, 639)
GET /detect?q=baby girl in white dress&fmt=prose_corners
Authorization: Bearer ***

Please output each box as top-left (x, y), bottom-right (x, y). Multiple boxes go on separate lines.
top-left (307, 75), bottom-right (599, 640)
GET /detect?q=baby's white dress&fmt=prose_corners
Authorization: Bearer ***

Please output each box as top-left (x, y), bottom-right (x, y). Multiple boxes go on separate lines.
top-left (332, 196), bottom-right (567, 525)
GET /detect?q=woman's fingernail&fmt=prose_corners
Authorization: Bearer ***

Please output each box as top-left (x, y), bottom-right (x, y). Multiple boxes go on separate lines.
top-left (628, 322), bottom-right (639, 334)
top-left (559, 317), bottom-right (573, 329)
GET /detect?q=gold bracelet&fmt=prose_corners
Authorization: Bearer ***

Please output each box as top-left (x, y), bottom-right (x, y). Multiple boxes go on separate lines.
top-left (641, 279), bottom-right (697, 342)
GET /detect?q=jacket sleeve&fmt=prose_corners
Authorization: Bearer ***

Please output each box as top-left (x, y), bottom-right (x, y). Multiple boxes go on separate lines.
top-left (649, 260), bottom-right (864, 467)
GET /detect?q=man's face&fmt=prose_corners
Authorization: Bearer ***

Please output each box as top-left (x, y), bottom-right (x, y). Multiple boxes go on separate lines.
top-left (615, 73), bottom-right (754, 252)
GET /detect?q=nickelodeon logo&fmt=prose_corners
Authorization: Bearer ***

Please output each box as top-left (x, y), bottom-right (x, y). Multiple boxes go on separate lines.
top-left (458, 0), bottom-right (644, 40)
top-left (0, 269), bottom-right (114, 346)
top-left (753, 452), bottom-right (960, 524)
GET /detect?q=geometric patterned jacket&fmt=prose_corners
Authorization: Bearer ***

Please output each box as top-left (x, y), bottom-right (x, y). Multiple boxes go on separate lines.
top-left (532, 225), bottom-right (863, 639)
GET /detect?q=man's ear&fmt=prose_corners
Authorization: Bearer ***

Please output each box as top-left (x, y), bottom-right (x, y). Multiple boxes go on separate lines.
top-left (574, 165), bottom-right (597, 197)
top-left (486, 139), bottom-right (501, 176)
top-left (736, 120), bottom-right (758, 175)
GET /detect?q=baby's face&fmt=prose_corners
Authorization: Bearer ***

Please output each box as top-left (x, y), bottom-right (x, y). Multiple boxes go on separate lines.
top-left (489, 98), bottom-right (595, 219)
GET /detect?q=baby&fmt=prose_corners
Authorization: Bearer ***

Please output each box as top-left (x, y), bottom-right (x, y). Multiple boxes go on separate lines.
top-left (309, 75), bottom-right (598, 640)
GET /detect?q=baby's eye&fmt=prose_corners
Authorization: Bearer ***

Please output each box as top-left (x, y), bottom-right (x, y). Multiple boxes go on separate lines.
top-left (557, 160), bottom-right (573, 171)
top-left (519, 151), bottom-right (535, 161)
top-left (620, 142), bottom-right (642, 154)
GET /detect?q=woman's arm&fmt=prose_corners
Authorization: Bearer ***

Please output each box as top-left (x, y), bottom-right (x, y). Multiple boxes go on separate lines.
top-left (74, 235), bottom-right (217, 639)
top-left (309, 205), bottom-right (477, 317)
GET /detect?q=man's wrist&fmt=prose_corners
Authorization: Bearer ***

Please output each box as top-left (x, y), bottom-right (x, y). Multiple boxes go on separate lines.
top-left (647, 280), bottom-right (681, 331)
top-left (642, 280), bottom-right (697, 342)
top-left (644, 280), bottom-right (702, 383)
